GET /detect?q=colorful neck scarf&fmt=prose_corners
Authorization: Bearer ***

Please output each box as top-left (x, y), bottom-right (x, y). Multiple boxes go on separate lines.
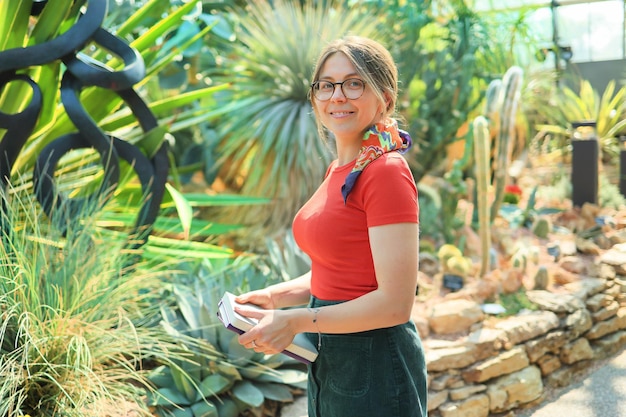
top-left (341, 118), bottom-right (412, 203)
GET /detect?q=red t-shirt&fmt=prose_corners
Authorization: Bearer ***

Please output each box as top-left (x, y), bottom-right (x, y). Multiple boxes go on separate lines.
top-left (292, 152), bottom-right (419, 301)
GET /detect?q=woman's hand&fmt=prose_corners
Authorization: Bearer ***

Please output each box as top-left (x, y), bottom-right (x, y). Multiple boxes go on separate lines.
top-left (235, 307), bottom-right (297, 355)
top-left (235, 288), bottom-right (275, 310)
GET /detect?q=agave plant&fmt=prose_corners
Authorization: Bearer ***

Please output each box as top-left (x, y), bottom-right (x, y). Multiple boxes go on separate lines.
top-left (149, 258), bottom-right (308, 417)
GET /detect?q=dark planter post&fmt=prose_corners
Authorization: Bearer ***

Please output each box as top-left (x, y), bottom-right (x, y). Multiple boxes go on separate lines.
top-left (571, 120), bottom-right (598, 207)
top-left (620, 136), bottom-right (626, 198)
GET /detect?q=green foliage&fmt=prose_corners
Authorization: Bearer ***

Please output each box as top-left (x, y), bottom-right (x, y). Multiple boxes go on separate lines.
top-left (598, 174), bottom-right (626, 209)
top-left (534, 80), bottom-right (626, 162)
top-left (499, 186), bottom-right (562, 229)
top-left (398, 3), bottom-right (491, 182)
top-left (0, 0), bottom-right (259, 262)
top-left (0, 189), bottom-right (190, 417)
top-left (497, 290), bottom-right (537, 317)
top-left (208, 0), bottom-right (383, 234)
top-left (148, 258), bottom-right (308, 417)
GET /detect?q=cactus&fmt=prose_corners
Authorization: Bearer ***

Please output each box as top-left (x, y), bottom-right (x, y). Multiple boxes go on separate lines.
top-left (490, 66), bottom-right (524, 221)
top-left (473, 116), bottom-right (492, 277)
top-left (533, 266), bottom-right (549, 290)
top-left (437, 244), bottom-right (463, 266)
top-left (532, 216), bottom-right (552, 238)
top-left (446, 255), bottom-right (473, 278)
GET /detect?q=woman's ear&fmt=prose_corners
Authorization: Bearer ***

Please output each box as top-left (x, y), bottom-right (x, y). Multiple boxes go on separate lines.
top-left (383, 91), bottom-right (393, 112)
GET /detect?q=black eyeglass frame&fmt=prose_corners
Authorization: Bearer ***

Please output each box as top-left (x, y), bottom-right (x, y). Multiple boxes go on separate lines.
top-left (310, 78), bottom-right (366, 101)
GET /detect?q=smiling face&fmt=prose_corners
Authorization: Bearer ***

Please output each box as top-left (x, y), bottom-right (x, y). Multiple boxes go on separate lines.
top-left (312, 52), bottom-right (387, 145)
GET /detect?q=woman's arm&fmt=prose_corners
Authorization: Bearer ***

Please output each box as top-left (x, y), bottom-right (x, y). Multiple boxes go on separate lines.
top-left (237, 223), bottom-right (418, 353)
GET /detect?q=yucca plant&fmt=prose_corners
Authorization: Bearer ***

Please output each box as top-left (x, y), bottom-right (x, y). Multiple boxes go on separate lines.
top-left (0, 187), bottom-right (210, 417)
top-left (534, 79), bottom-right (626, 161)
top-left (207, 0), bottom-right (384, 238)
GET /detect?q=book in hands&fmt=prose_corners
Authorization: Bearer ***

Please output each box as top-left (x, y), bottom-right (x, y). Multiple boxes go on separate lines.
top-left (216, 291), bottom-right (318, 364)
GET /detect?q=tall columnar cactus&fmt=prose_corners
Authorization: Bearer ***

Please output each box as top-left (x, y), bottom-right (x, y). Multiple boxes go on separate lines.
top-left (473, 116), bottom-right (491, 277)
top-left (490, 66), bottom-right (524, 221)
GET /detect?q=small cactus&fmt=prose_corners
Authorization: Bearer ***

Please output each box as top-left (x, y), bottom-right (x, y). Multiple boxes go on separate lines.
top-left (532, 217), bottom-right (552, 239)
top-left (437, 244), bottom-right (463, 265)
top-left (511, 250), bottom-right (528, 272)
top-left (446, 255), bottom-right (473, 278)
top-left (533, 266), bottom-right (549, 290)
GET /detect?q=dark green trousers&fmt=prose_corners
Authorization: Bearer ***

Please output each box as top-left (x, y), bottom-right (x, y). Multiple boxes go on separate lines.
top-left (306, 297), bottom-right (427, 417)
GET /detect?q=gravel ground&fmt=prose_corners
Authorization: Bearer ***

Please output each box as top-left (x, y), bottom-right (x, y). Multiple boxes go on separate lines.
top-left (281, 346), bottom-right (626, 417)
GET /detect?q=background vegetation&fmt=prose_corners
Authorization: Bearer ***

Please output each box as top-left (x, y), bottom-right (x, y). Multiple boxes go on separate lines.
top-left (1, 0), bottom-right (625, 416)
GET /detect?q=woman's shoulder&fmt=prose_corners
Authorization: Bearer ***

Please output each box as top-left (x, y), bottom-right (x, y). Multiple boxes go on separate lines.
top-left (366, 151), bottom-right (411, 173)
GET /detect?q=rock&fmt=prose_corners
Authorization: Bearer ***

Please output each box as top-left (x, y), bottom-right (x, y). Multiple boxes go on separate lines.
top-left (559, 337), bottom-right (594, 364)
top-left (426, 344), bottom-right (479, 372)
top-left (563, 308), bottom-right (593, 336)
top-left (487, 366), bottom-right (543, 413)
top-left (558, 255), bottom-right (587, 274)
top-left (428, 390), bottom-right (449, 411)
top-left (493, 311), bottom-right (560, 346)
top-left (585, 292), bottom-right (614, 312)
top-left (590, 301), bottom-right (619, 322)
top-left (563, 277), bottom-right (607, 299)
top-left (536, 354), bottom-right (562, 375)
top-left (462, 347), bottom-right (529, 383)
top-left (545, 360), bottom-right (591, 388)
top-left (501, 269), bottom-right (523, 294)
top-left (600, 247), bottom-right (626, 268)
top-left (439, 394), bottom-right (490, 417)
top-left (526, 290), bottom-right (585, 313)
top-left (590, 330), bottom-right (626, 358)
top-left (585, 307), bottom-right (626, 339)
top-left (449, 384), bottom-right (487, 401)
top-left (525, 330), bottom-right (570, 362)
top-left (428, 300), bottom-right (484, 335)
top-left (550, 264), bottom-right (580, 285)
top-left (575, 236), bottom-right (601, 255)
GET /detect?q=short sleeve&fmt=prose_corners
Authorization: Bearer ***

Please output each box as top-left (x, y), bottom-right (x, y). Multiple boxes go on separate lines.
top-left (350, 153), bottom-right (419, 227)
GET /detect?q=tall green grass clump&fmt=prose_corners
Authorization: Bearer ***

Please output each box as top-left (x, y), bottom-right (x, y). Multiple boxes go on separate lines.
top-left (0, 188), bottom-right (206, 417)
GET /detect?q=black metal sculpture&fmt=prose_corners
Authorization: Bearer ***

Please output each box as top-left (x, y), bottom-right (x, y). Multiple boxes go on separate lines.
top-left (0, 0), bottom-right (168, 252)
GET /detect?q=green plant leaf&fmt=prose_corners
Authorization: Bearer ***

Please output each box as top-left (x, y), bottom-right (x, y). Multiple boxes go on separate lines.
top-left (166, 183), bottom-right (194, 240)
top-left (149, 365), bottom-right (176, 388)
top-left (191, 400), bottom-right (218, 417)
top-left (196, 374), bottom-right (232, 401)
top-left (232, 380), bottom-right (265, 408)
top-left (255, 382), bottom-right (294, 402)
top-left (171, 364), bottom-right (199, 404)
top-left (215, 398), bottom-right (241, 417)
top-left (254, 368), bottom-right (308, 388)
top-left (149, 387), bottom-right (193, 406)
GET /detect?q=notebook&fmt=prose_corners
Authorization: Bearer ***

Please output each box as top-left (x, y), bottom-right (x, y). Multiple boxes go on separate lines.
top-left (217, 291), bottom-right (318, 364)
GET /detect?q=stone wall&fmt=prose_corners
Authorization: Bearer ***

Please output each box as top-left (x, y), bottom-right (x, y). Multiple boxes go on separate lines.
top-left (422, 252), bottom-right (626, 416)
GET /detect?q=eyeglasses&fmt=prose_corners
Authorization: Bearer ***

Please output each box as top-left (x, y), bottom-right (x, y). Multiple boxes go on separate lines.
top-left (310, 78), bottom-right (366, 101)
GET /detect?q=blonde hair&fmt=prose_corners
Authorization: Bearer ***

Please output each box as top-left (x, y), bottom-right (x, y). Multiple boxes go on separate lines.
top-left (309, 36), bottom-right (399, 142)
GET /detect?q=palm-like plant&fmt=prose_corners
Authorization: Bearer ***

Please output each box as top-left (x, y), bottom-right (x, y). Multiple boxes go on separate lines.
top-left (534, 79), bottom-right (626, 161)
top-left (0, 0), bottom-right (255, 259)
top-left (208, 0), bottom-right (384, 237)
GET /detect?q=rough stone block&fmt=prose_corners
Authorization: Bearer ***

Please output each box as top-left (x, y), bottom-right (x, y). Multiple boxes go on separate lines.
top-left (487, 366), bottom-right (543, 413)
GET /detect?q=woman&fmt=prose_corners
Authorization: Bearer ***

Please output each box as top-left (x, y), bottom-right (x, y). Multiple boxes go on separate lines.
top-left (235, 36), bottom-right (427, 417)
